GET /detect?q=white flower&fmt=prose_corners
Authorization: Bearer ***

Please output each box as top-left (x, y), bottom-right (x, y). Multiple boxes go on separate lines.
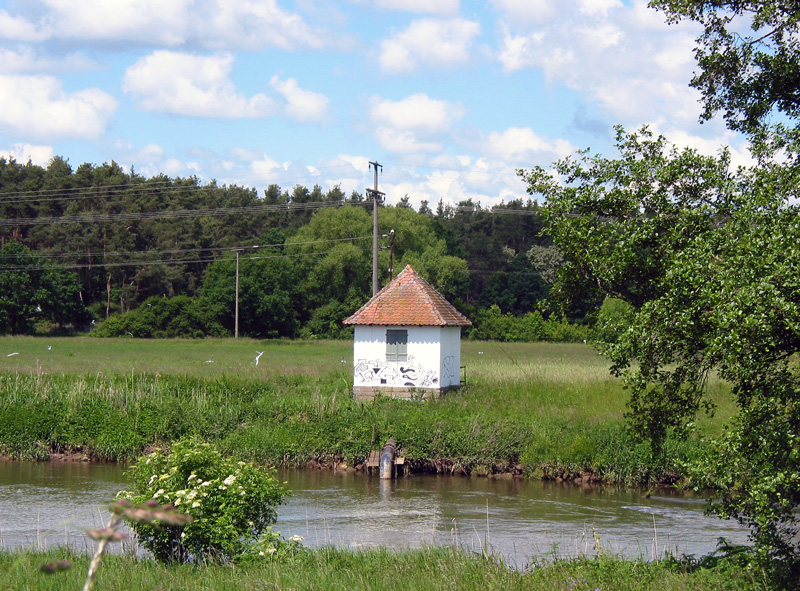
top-left (223, 475), bottom-right (236, 486)
top-left (192, 501), bottom-right (201, 508)
top-left (148, 475), bottom-right (157, 485)
top-left (289, 535), bottom-right (304, 542)
top-left (201, 481), bottom-right (211, 487)
top-left (188, 474), bottom-right (197, 481)
top-left (154, 489), bottom-right (165, 498)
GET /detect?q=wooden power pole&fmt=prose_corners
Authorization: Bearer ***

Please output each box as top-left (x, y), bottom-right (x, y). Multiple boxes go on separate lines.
top-left (366, 161), bottom-right (384, 296)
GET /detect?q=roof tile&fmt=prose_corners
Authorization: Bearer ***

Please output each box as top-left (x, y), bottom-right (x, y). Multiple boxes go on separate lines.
top-left (343, 265), bottom-right (471, 327)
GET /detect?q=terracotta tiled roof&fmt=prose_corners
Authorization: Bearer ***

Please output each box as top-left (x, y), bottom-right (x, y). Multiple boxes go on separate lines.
top-left (343, 265), bottom-right (471, 327)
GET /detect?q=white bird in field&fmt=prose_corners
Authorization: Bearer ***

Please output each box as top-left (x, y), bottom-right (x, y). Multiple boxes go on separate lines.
top-left (206, 355), bottom-right (214, 363)
top-left (7, 352), bottom-right (19, 357)
top-left (47, 346), bottom-right (52, 351)
top-left (255, 351), bottom-right (264, 366)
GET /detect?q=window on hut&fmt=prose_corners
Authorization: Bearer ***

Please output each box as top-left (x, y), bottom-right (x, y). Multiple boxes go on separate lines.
top-left (386, 329), bottom-right (408, 362)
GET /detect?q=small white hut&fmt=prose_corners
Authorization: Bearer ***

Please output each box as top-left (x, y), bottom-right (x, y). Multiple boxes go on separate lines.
top-left (343, 265), bottom-right (472, 400)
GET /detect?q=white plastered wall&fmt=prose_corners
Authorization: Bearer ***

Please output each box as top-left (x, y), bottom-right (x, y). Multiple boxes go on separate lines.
top-left (352, 325), bottom-right (446, 390)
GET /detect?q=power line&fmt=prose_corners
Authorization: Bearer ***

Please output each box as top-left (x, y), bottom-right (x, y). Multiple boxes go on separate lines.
top-left (0, 199), bottom-right (367, 227)
top-left (0, 240), bottom-right (373, 272)
top-left (0, 235), bottom-right (373, 262)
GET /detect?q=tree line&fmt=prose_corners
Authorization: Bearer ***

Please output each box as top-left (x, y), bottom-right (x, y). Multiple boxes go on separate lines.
top-left (0, 157), bottom-right (582, 339)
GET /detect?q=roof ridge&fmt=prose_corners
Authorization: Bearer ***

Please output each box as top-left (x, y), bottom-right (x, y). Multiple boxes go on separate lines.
top-left (343, 265), bottom-right (471, 327)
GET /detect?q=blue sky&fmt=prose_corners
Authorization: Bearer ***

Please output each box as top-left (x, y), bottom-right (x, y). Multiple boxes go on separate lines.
top-left (0, 0), bottom-right (751, 208)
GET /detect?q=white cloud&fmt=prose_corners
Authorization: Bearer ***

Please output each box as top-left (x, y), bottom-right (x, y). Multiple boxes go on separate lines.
top-left (369, 94), bottom-right (466, 154)
top-left (123, 51), bottom-right (277, 118)
top-left (649, 126), bottom-right (754, 170)
top-left (201, 0), bottom-right (327, 51)
top-left (370, 94), bottom-right (465, 132)
top-left (228, 147), bottom-right (286, 177)
top-left (379, 18), bottom-right (480, 74)
top-left (270, 76), bottom-right (330, 123)
top-left (350, 0), bottom-right (460, 16)
top-left (487, 127), bottom-right (576, 164)
top-left (7, 0), bottom-right (326, 51)
top-left (489, 0), bottom-right (557, 25)
top-left (0, 47), bottom-right (99, 74)
top-left (41, 0), bottom-right (190, 46)
top-left (494, 2), bottom-right (706, 132)
top-left (0, 143), bottom-right (54, 166)
top-left (0, 10), bottom-right (50, 41)
top-left (578, 0), bottom-right (623, 17)
top-left (374, 128), bottom-right (442, 153)
top-left (0, 74), bottom-right (117, 140)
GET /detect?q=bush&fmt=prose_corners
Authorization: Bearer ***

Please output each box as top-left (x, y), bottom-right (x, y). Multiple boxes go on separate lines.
top-left (121, 438), bottom-right (289, 563)
top-left (92, 296), bottom-right (224, 338)
top-left (470, 305), bottom-right (590, 343)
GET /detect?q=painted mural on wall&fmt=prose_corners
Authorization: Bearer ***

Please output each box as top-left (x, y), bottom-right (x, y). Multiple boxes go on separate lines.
top-left (354, 355), bottom-right (456, 388)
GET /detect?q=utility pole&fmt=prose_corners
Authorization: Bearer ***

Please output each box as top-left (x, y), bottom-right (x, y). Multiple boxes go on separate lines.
top-left (383, 228), bottom-right (395, 278)
top-left (234, 248), bottom-right (243, 338)
top-left (366, 161), bottom-right (384, 296)
top-left (233, 245), bottom-right (259, 338)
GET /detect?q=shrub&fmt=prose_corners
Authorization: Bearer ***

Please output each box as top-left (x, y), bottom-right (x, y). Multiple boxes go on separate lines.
top-left (121, 438), bottom-right (289, 563)
top-left (92, 296), bottom-right (224, 338)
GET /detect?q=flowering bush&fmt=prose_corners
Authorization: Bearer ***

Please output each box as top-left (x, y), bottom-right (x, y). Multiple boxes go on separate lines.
top-left (240, 528), bottom-right (309, 564)
top-left (121, 438), bottom-right (289, 563)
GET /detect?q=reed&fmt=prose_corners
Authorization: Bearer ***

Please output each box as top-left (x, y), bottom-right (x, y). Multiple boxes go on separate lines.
top-left (0, 338), bottom-right (733, 483)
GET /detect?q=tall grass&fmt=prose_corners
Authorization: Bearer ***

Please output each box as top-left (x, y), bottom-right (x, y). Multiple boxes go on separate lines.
top-left (0, 338), bottom-right (736, 483)
top-left (0, 548), bottom-right (769, 591)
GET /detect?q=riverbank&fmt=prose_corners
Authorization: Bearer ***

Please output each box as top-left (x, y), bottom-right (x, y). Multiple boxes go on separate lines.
top-left (0, 338), bottom-right (735, 486)
top-left (2, 547), bottom-right (768, 591)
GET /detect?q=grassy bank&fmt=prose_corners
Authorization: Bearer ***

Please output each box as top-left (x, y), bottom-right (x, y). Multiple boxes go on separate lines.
top-left (2, 548), bottom-right (768, 591)
top-left (0, 338), bottom-right (736, 485)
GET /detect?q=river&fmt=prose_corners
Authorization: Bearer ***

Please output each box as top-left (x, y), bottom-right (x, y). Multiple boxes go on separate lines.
top-left (0, 461), bottom-right (749, 568)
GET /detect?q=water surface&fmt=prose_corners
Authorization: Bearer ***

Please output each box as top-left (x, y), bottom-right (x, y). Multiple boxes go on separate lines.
top-left (0, 462), bottom-right (749, 568)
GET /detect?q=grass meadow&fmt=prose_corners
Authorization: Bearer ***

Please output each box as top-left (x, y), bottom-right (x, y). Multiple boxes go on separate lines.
top-left (0, 336), bottom-right (736, 484)
top-left (2, 548), bottom-right (769, 591)
top-left (0, 337), bottom-right (766, 590)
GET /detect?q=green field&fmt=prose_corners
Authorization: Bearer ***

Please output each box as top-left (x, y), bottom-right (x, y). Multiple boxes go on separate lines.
top-left (0, 336), bottom-right (735, 485)
top-left (0, 337), bottom-right (767, 590)
top-left (2, 548), bottom-right (769, 591)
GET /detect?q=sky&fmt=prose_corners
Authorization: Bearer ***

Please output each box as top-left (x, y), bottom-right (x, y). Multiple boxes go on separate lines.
top-left (0, 0), bottom-right (752, 209)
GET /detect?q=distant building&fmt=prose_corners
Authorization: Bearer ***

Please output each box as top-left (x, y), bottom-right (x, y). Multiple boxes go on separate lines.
top-left (343, 265), bottom-right (471, 401)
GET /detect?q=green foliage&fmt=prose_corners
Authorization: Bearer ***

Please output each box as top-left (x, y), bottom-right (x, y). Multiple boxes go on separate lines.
top-left (0, 241), bottom-right (91, 334)
top-left (299, 301), bottom-right (356, 339)
top-left (121, 438), bottom-right (289, 563)
top-left (593, 297), bottom-right (634, 344)
top-left (524, 127), bottom-right (800, 574)
top-left (93, 296), bottom-right (224, 338)
top-left (199, 250), bottom-right (301, 338)
top-left (651, 0), bottom-right (800, 159)
top-left (470, 305), bottom-right (591, 343)
top-left (479, 253), bottom-right (547, 315)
